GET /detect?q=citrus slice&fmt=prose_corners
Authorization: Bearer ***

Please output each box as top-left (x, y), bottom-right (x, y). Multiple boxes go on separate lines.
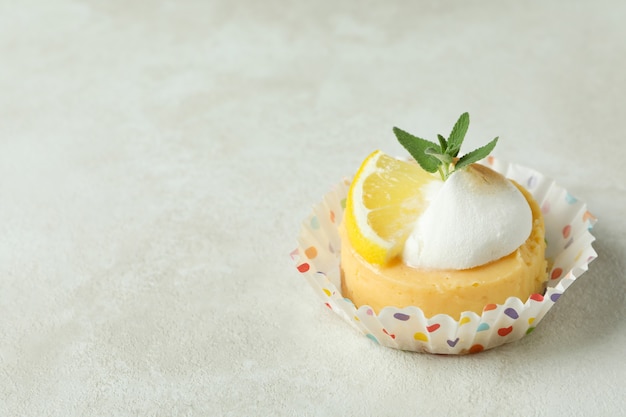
top-left (344, 150), bottom-right (438, 265)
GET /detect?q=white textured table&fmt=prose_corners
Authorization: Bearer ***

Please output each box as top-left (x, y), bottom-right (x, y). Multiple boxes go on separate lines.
top-left (1, 1), bottom-right (625, 416)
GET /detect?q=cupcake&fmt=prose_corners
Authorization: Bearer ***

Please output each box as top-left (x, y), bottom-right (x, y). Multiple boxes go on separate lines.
top-left (294, 113), bottom-right (597, 354)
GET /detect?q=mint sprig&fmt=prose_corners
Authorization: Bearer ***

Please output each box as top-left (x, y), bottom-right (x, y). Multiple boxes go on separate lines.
top-left (393, 112), bottom-right (498, 181)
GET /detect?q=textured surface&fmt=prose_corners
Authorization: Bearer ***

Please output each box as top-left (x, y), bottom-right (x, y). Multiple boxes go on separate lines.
top-left (1, 1), bottom-right (625, 416)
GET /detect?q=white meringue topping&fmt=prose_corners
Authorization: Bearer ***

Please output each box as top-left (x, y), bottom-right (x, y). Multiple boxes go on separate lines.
top-left (402, 164), bottom-right (532, 270)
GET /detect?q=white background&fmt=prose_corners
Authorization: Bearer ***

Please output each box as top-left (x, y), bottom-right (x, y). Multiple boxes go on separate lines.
top-left (1, 1), bottom-right (625, 416)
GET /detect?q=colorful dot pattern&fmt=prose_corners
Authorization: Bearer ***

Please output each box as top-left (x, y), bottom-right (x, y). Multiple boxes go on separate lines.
top-left (294, 159), bottom-right (597, 354)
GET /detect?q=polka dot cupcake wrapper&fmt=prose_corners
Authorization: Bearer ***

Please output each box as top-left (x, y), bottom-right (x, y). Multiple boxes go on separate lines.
top-left (293, 157), bottom-right (597, 354)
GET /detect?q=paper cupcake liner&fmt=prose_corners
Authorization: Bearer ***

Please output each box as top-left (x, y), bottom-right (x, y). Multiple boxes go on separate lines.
top-left (293, 157), bottom-right (597, 354)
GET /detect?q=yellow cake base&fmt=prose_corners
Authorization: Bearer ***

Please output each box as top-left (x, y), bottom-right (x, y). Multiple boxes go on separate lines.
top-left (340, 183), bottom-right (547, 320)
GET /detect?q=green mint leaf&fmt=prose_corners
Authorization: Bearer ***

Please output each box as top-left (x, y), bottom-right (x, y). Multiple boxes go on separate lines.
top-left (393, 127), bottom-right (441, 173)
top-left (447, 112), bottom-right (469, 157)
top-left (392, 113), bottom-right (498, 181)
top-left (455, 137), bottom-right (498, 170)
top-left (446, 143), bottom-right (462, 158)
top-left (437, 134), bottom-right (448, 153)
top-left (425, 148), bottom-right (454, 165)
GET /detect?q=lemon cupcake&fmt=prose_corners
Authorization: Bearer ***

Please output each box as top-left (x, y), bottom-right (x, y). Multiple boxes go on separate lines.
top-left (294, 113), bottom-right (597, 353)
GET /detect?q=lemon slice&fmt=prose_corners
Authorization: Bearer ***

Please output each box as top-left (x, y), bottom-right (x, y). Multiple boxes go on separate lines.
top-left (344, 150), bottom-right (438, 265)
